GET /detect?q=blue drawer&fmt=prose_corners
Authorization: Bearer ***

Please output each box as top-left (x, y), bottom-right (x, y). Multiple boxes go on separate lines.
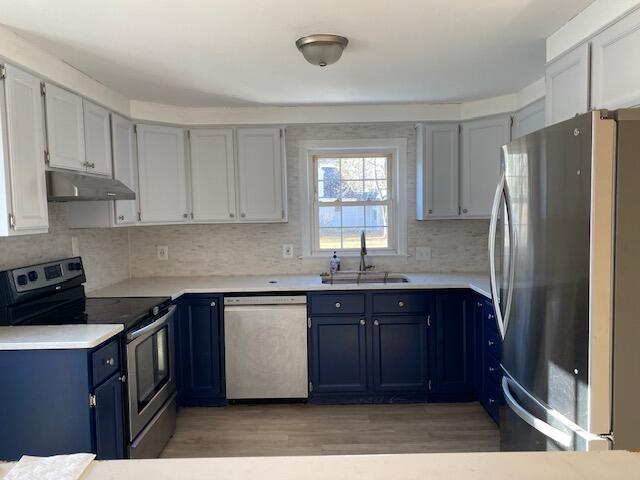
top-left (309, 293), bottom-right (365, 315)
top-left (92, 340), bottom-right (120, 387)
top-left (372, 292), bottom-right (427, 314)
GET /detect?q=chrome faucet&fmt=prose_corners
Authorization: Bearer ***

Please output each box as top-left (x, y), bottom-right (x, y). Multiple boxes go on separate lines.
top-left (359, 231), bottom-right (374, 272)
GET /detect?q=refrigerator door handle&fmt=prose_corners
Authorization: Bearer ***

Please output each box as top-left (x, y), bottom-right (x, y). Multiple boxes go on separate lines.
top-left (502, 376), bottom-right (573, 448)
top-left (489, 172), bottom-right (508, 338)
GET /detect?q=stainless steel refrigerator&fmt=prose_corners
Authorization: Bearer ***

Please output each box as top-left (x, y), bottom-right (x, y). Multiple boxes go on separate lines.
top-left (491, 109), bottom-right (640, 452)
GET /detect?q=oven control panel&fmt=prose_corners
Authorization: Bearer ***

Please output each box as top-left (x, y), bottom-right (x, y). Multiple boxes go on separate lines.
top-left (11, 257), bottom-right (84, 293)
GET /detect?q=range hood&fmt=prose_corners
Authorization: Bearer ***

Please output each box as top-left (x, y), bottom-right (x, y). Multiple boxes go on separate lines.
top-left (46, 170), bottom-right (136, 202)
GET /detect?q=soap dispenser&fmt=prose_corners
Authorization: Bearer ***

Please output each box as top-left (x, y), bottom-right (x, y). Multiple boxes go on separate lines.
top-left (329, 251), bottom-right (341, 274)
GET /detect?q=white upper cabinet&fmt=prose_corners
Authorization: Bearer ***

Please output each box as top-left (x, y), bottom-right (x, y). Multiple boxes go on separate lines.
top-left (416, 123), bottom-right (460, 219)
top-left (236, 127), bottom-right (286, 222)
top-left (545, 43), bottom-right (590, 126)
top-left (112, 114), bottom-right (137, 225)
top-left (0, 65), bottom-right (48, 235)
top-left (136, 124), bottom-right (188, 223)
top-left (591, 8), bottom-right (640, 109)
top-left (82, 100), bottom-right (112, 176)
top-left (44, 83), bottom-right (86, 171)
top-left (189, 128), bottom-right (237, 222)
top-left (512, 99), bottom-right (545, 139)
top-left (460, 115), bottom-right (511, 219)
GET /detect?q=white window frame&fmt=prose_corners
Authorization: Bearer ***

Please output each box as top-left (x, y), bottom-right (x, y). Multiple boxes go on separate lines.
top-left (299, 138), bottom-right (408, 258)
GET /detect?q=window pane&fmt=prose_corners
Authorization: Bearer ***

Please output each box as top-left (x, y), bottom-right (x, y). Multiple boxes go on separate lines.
top-left (319, 206), bottom-right (341, 228)
top-left (365, 157), bottom-right (387, 179)
top-left (342, 228), bottom-right (363, 249)
top-left (364, 180), bottom-right (388, 200)
top-left (365, 205), bottom-right (388, 228)
top-left (341, 180), bottom-right (364, 201)
top-left (341, 157), bottom-right (363, 180)
top-left (319, 228), bottom-right (342, 249)
top-left (317, 159), bottom-right (340, 202)
top-left (365, 227), bottom-right (388, 248)
top-left (342, 206), bottom-right (364, 228)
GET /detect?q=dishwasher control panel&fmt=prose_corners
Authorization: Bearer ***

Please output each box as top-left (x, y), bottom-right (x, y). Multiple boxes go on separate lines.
top-left (224, 295), bottom-right (307, 306)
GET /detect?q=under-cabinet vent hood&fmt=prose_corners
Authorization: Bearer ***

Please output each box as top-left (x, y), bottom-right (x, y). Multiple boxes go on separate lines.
top-left (46, 170), bottom-right (135, 202)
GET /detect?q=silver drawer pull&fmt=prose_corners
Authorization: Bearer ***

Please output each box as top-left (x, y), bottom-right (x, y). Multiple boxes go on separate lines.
top-left (398, 301), bottom-right (405, 307)
top-left (359, 319), bottom-right (365, 326)
top-left (210, 301), bottom-right (216, 307)
top-left (104, 357), bottom-right (115, 366)
top-left (335, 302), bottom-right (341, 308)
top-left (374, 319), bottom-right (379, 326)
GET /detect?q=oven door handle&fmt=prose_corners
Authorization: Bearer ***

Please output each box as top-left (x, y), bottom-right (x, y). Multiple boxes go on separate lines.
top-left (126, 304), bottom-right (176, 341)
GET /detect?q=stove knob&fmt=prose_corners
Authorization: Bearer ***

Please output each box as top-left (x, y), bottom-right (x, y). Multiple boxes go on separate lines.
top-left (16, 274), bottom-right (28, 286)
top-left (28, 271), bottom-right (38, 282)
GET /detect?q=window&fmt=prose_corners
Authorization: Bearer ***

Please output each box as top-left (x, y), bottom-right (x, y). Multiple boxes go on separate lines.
top-left (314, 154), bottom-right (392, 251)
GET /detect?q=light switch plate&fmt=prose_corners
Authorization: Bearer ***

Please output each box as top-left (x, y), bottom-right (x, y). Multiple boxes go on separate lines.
top-left (157, 245), bottom-right (169, 261)
top-left (282, 244), bottom-right (294, 258)
top-left (416, 246), bottom-right (432, 261)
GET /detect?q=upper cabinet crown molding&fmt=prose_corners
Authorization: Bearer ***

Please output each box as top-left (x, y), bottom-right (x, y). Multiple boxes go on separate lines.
top-left (0, 64), bottom-right (49, 235)
top-left (591, 7), bottom-right (640, 109)
top-left (44, 83), bottom-right (86, 171)
top-left (544, 43), bottom-right (590, 126)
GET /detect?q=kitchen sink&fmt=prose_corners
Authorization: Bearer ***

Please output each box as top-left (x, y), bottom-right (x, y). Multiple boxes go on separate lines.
top-left (320, 272), bottom-right (410, 285)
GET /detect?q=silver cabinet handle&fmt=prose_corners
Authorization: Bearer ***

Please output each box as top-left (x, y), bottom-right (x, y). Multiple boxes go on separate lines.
top-left (229, 213), bottom-right (235, 218)
top-left (104, 357), bottom-right (115, 366)
top-left (183, 213), bottom-right (189, 218)
top-left (210, 301), bottom-right (216, 307)
top-left (118, 375), bottom-right (126, 383)
top-left (488, 313), bottom-right (495, 320)
top-left (462, 208), bottom-right (468, 213)
top-left (477, 302), bottom-right (483, 308)
top-left (488, 366), bottom-right (496, 372)
top-left (240, 213), bottom-right (246, 218)
top-left (398, 301), bottom-right (405, 307)
top-left (374, 319), bottom-right (379, 326)
top-left (335, 302), bottom-right (341, 309)
top-left (359, 319), bottom-right (365, 326)
top-left (118, 215), bottom-right (125, 221)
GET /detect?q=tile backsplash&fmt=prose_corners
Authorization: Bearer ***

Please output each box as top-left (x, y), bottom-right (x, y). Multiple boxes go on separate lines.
top-left (0, 123), bottom-right (490, 288)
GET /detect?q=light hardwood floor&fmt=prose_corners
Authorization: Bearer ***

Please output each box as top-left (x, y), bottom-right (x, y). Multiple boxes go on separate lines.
top-left (160, 402), bottom-right (500, 458)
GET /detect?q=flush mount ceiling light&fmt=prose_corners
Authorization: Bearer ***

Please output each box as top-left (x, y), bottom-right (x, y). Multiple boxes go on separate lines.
top-left (295, 34), bottom-right (349, 67)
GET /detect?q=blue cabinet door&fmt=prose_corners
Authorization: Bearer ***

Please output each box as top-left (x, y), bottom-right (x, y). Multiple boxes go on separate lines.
top-left (430, 292), bottom-right (474, 397)
top-left (94, 372), bottom-right (125, 460)
top-left (309, 316), bottom-right (368, 394)
top-left (472, 298), bottom-right (485, 397)
top-left (371, 315), bottom-right (428, 392)
top-left (178, 296), bottom-right (226, 405)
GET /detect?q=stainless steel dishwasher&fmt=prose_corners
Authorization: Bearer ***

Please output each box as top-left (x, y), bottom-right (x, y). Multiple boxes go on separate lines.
top-left (223, 295), bottom-right (308, 399)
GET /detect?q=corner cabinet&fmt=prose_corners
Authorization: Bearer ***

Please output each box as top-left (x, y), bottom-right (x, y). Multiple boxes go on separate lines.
top-left (545, 43), bottom-right (590, 126)
top-left (176, 296), bottom-right (226, 406)
top-left (136, 124), bottom-right (188, 224)
top-left (0, 64), bottom-right (49, 236)
top-left (460, 115), bottom-right (511, 218)
top-left (416, 123), bottom-right (460, 219)
top-left (236, 127), bottom-right (286, 222)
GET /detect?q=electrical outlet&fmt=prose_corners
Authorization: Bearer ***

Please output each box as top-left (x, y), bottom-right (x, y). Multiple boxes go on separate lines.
top-left (416, 246), bottom-right (432, 261)
top-left (282, 244), bottom-right (294, 259)
top-left (157, 245), bottom-right (169, 261)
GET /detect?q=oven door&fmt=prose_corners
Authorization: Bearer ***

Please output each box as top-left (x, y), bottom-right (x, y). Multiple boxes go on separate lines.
top-left (126, 304), bottom-right (176, 442)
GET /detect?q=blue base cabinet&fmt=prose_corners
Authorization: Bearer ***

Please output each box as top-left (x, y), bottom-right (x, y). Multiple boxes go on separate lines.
top-left (0, 338), bottom-right (125, 461)
top-left (176, 295), bottom-right (226, 406)
top-left (478, 299), bottom-right (503, 424)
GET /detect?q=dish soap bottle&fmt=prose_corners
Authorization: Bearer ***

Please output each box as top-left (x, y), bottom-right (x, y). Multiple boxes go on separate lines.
top-left (329, 251), bottom-right (341, 274)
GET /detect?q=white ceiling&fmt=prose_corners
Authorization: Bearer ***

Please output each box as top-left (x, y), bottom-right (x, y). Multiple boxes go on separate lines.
top-left (0, 0), bottom-right (593, 107)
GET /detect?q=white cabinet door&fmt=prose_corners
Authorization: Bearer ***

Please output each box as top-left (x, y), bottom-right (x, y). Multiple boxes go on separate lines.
top-left (236, 127), bottom-right (286, 222)
top-left (112, 114), bottom-right (137, 225)
top-left (136, 124), bottom-right (187, 223)
top-left (416, 123), bottom-right (459, 219)
top-left (545, 43), bottom-right (590, 126)
top-left (1, 65), bottom-right (48, 234)
top-left (591, 8), bottom-right (640, 109)
top-left (460, 115), bottom-right (511, 219)
top-left (512, 99), bottom-right (545, 139)
top-left (44, 83), bottom-right (85, 171)
top-left (189, 128), bottom-right (237, 222)
top-left (83, 100), bottom-right (112, 176)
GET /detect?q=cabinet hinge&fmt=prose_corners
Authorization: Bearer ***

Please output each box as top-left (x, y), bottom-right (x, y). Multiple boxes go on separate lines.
top-left (426, 314), bottom-right (431, 327)
top-left (40, 82), bottom-right (46, 96)
top-left (44, 150), bottom-right (50, 164)
top-left (307, 317), bottom-right (311, 328)
top-left (428, 379), bottom-right (432, 391)
top-left (0, 65), bottom-right (5, 80)
top-left (308, 381), bottom-right (313, 392)
top-left (8, 213), bottom-right (15, 230)
top-left (89, 394), bottom-right (97, 408)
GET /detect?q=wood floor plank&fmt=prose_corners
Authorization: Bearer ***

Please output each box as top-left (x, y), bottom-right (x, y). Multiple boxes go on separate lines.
top-left (160, 402), bottom-right (500, 458)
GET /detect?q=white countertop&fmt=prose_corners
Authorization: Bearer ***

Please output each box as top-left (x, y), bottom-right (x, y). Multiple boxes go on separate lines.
top-left (1, 451), bottom-right (638, 480)
top-left (0, 324), bottom-right (123, 350)
top-left (89, 272), bottom-right (491, 299)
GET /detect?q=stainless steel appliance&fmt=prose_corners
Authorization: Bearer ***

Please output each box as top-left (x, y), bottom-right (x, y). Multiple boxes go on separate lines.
top-left (0, 257), bottom-right (177, 458)
top-left (224, 295), bottom-right (308, 399)
top-left (491, 110), bottom-right (640, 451)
